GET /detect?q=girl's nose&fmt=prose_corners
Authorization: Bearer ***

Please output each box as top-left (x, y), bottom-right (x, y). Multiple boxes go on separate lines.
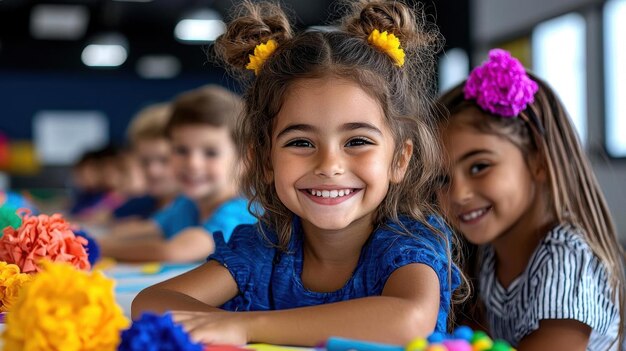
top-left (314, 146), bottom-right (344, 177)
top-left (187, 151), bottom-right (204, 171)
top-left (450, 177), bottom-right (473, 205)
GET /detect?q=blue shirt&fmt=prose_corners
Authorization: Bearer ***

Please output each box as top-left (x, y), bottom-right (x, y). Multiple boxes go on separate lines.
top-left (70, 191), bottom-right (106, 215)
top-left (209, 216), bottom-right (461, 334)
top-left (152, 196), bottom-right (257, 241)
top-left (113, 195), bottom-right (159, 219)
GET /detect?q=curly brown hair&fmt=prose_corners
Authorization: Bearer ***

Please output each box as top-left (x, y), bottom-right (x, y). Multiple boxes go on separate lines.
top-left (215, 0), bottom-right (469, 325)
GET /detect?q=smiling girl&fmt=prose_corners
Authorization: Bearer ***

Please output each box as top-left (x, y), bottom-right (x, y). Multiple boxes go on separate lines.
top-left (132, 0), bottom-right (465, 346)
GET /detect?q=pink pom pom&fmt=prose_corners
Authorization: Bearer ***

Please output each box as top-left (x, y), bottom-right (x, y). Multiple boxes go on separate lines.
top-left (442, 340), bottom-right (472, 351)
top-left (464, 49), bottom-right (538, 118)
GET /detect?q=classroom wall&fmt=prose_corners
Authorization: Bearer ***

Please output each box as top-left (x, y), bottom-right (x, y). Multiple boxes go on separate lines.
top-left (471, 0), bottom-right (626, 241)
top-left (0, 70), bottom-right (232, 143)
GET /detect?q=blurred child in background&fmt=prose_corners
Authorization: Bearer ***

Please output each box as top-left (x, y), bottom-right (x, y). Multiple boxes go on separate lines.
top-left (70, 146), bottom-right (126, 222)
top-left (112, 102), bottom-right (178, 221)
top-left (99, 85), bottom-right (257, 263)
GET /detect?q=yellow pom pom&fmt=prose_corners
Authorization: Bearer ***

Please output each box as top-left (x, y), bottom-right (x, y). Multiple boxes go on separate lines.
top-left (425, 345), bottom-right (447, 351)
top-left (0, 261), bottom-right (33, 312)
top-left (405, 337), bottom-right (428, 351)
top-left (367, 29), bottom-right (405, 67)
top-left (2, 261), bottom-right (129, 351)
top-left (246, 39), bottom-right (279, 75)
top-left (472, 338), bottom-right (494, 351)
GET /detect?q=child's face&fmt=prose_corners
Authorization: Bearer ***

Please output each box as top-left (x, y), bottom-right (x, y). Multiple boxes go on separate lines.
top-left (270, 77), bottom-right (407, 233)
top-left (438, 112), bottom-right (540, 245)
top-left (134, 139), bottom-right (177, 198)
top-left (117, 154), bottom-right (147, 196)
top-left (170, 125), bottom-right (237, 201)
top-left (102, 158), bottom-right (123, 192)
top-left (73, 162), bottom-right (101, 191)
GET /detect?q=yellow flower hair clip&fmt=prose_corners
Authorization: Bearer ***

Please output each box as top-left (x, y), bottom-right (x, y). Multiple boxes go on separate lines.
top-left (367, 29), bottom-right (405, 67)
top-left (246, 39), bottom-right (278, 75)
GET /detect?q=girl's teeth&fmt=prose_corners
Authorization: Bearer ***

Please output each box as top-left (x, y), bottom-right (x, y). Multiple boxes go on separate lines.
top-left (461, 208), bottom-right (487, 221)
top-left (309, 189), bottom-right (353, 198)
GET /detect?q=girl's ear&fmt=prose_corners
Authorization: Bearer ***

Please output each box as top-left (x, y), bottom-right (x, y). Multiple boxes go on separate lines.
top-left (529, 152), bottom-right (547, 182)
top-left (390, 139), bottom-right (413, 184)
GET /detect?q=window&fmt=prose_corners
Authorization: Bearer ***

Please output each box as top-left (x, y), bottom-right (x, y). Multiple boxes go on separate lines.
top-left (604, 0), bottom-right (626, 157)
top-left (438, 48), bottom-right (469, 94)
top-left (532, 13), bottom-right (587, 145)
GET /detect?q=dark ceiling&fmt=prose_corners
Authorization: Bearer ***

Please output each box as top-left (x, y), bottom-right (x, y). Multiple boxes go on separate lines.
top-left (0, 0), bottom-right (469, 75)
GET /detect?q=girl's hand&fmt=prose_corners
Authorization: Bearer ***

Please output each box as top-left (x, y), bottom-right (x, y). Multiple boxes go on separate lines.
top-left (171, 310), bottom-right (251, 346)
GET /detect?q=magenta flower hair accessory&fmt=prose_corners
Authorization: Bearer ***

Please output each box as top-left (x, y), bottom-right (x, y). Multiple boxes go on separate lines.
top-left (464, 49), bottom-right (539, 118)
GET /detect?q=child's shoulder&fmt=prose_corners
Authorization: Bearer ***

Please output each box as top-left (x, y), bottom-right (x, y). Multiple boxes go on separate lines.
top-left (369, 215), bottom-right (461, 292)
top-left (373, 215), bottom-right (452, 247)
top-left (213, 222), bottom-right (279, 256)
top-left (536, 222), bottom-right (597, 262)
top-left (528, 222), bottom-right (609, 280)
top-left (542, 222), bottom-right (588, 249)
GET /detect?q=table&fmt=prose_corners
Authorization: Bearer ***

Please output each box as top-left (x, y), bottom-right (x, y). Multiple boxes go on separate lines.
top-left (101, 261), bottom-right (200, 317)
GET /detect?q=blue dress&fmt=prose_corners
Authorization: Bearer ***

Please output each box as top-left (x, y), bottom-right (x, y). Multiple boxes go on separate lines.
top-left (209, 216), bottom-right (461, 334)
top-left (152, 196), bottom-right (257, 242)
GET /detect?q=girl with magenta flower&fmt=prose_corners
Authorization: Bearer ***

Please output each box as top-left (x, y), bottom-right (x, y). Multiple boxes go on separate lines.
top-left (133, 0), bottom-right (467, 346)
top-left (437, 49), bottom-right (625, 350)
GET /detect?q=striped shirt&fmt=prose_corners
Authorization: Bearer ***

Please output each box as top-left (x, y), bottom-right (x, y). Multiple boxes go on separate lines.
top-left (479, 223), bottom-right (622, 350)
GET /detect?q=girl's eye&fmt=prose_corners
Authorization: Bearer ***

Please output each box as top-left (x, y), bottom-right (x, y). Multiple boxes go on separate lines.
top-left (204, 149), bottom-right (219, 158)
top-left (469, 162), bottom-right (490, 175)
top-left (285, 139), bottom-right (313, 148)
top-left (174, 147), bottom-right (188, 156)
top-left (345, 137), bottom-right (373, 147)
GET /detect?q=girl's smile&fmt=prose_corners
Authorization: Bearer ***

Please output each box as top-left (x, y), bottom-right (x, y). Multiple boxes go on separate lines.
top-left (457, 205), bottom-right (492, 225)
top-left (300, 187), bottom-right (361, 205)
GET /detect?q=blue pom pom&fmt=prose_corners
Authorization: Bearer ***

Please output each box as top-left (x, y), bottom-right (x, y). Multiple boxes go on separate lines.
top-left (118, 312), bottom-right (203, 351)
top-left (74, 229), bottom-right (100, 266)
top-left (453, 325), bottom-right (474, 341)
top-left (427, 331), bottom-right (446, 343)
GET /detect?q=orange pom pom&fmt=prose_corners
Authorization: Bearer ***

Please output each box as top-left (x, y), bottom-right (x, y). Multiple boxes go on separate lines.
top-left (0, 211), bottom-right (90, 273)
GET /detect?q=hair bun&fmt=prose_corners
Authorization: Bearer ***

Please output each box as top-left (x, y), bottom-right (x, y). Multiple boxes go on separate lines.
top-left (343, 0), bottom-right (417, 42)
top-left (215, 1), bottom-right (293, 73)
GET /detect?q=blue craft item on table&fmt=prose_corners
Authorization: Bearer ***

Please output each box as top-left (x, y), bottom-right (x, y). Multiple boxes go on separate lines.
top-left (325, 337), bottom-right (403, 351)
top-left (452, 326), bottom-right (473, 342)
top-left (325, 326), bottom-right (513, 351)
top-left (118, 312), bottom-right (203, 351)
top-left (74, 229), bottom-right (100, 266)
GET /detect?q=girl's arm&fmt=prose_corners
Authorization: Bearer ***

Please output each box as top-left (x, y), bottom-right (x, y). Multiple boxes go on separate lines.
top-left (516, 320), bottom-right (591, 351)
top-left (131, 260), bottom-right (239, 318)
top-left (98, 228), bottom-right (215, 262)
top-left (172, 263), bottom-right (441, 346)
top-left (108, 219), bottom-right (162, 239)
